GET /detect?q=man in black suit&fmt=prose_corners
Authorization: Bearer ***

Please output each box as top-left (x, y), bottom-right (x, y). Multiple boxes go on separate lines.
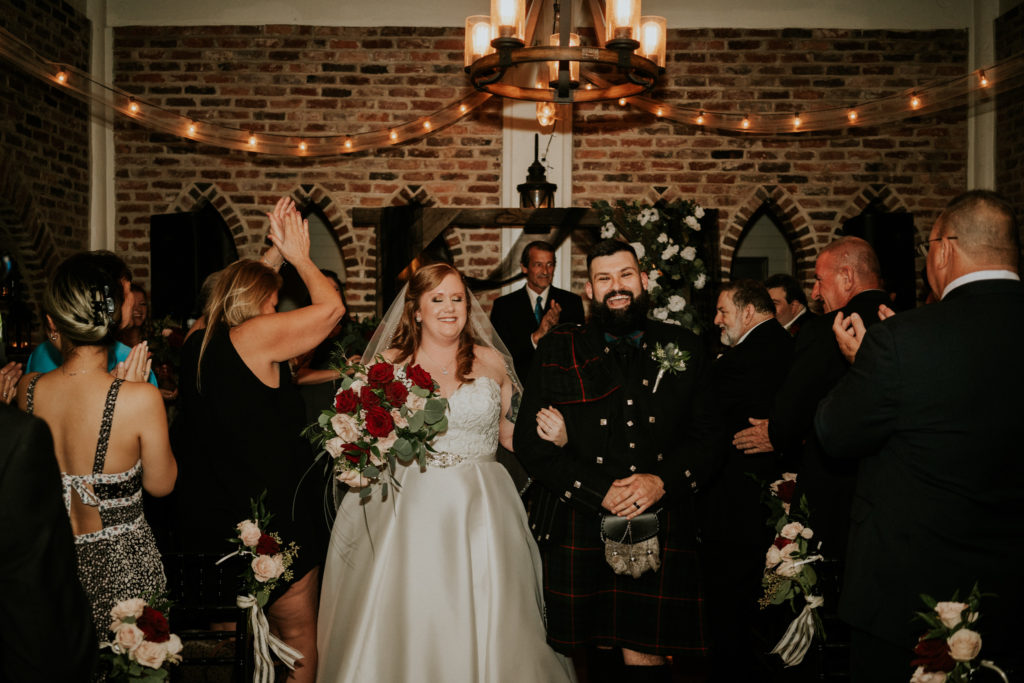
top-left (490, 240), bottom-right (586, 383)
top-left (734, 236), bottom-right (889, 562)
top-left (816, 190), bottom-right (1024, 682)
top-left (0, 403), bottom-right (96, 681)
top-left (515, 240), bottom-right (714, 683)
top-left (702, 279), bottom-right (794, 681)
top-left (765, 273), bottom-right (814, 338)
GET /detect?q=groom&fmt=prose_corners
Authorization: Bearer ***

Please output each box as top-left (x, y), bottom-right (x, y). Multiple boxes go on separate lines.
top-left (514, 240), bottom-right (715, 682)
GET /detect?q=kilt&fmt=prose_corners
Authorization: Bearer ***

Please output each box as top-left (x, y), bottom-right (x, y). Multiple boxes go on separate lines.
top-left (541, 504), bottom-right (709, 657)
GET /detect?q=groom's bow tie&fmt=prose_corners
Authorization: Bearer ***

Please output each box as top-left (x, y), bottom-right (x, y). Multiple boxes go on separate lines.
top-left (604, 330), bottom-right (644, 350)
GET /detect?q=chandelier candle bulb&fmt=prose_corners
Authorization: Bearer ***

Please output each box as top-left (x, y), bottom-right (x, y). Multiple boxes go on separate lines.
top-left (465, 16), bottom-right (493, 66)
top-left (606, 0), bottom-right (640, 44)
top-left (490, 0), bottom-right (524, 42)
top-left (639, 16), bottom-right (667, 67)
top-left (548, 32), bottom-right (580, 85)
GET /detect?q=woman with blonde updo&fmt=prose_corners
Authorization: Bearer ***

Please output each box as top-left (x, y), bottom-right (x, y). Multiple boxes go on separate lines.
top-left (172, 198), bottom-right (344, 682)
top-left (16, 251), bottom-right (177, 633)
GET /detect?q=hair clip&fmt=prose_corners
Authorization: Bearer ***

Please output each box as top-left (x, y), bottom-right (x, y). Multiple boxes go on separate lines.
top-left (90, 285), bottom-right (115, 326)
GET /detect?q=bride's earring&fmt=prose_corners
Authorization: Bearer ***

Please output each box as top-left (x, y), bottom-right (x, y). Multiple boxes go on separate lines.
top-left (415, 315), bottom-right (422, 323)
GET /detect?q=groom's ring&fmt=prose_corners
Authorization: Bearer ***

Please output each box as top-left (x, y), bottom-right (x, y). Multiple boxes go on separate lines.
top-left (633, 501), bottom-right (641, 510)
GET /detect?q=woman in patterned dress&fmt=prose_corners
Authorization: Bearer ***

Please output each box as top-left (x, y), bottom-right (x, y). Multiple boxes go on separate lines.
top-left (17, 252), bottom-right (177, 633)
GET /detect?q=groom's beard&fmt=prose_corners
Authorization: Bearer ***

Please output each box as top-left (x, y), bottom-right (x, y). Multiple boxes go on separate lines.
top-left (592, 288), bottom-right (650, 337)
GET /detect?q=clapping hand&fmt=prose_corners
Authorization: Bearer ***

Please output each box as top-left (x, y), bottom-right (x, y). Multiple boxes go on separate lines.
top-left (266, 198), bottom-right (310, 266)
top-left (113, 341), bottom-right (151, 383)
top-left (532, 301), bottom-right (562, 344)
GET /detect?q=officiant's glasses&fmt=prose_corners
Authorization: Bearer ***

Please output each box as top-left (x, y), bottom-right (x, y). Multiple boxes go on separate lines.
top-left (915, 235), bottom-right (958, 257)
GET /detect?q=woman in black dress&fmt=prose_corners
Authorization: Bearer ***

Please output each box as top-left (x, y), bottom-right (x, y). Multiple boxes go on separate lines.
top-left (173, 198), bottom-right (344, 682)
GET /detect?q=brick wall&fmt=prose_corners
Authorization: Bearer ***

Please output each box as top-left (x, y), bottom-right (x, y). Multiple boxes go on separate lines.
top-left (996, 5), bottom-right (1024, 215)
top-left (0, 0), bottom-right (91, 310)
top-left (111, 24), bottom-right (974, 317)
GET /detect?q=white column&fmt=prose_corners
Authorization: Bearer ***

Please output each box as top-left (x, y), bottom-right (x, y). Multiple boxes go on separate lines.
top-left (87, 0), bottom-right (115, 251)
top-left (967, 0), bottom-right (997, 190)
top-left (500, 99), bottom-right (573, 293)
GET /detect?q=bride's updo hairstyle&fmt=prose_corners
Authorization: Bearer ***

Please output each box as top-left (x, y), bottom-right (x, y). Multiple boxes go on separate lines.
top-left (197, 258), bottom-right (282, 386)
top-left (390, 262), bottom-right (478, 383)
top-left (44, 252), bottom-right (124, 352)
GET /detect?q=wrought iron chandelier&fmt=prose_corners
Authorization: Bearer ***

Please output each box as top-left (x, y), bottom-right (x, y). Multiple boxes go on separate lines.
top-left (464, 0), bottom-right (666, 106)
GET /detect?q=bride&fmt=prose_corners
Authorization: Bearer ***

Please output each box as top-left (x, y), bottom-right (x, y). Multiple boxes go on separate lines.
top-left (316, 263), bottom-right (576, 683)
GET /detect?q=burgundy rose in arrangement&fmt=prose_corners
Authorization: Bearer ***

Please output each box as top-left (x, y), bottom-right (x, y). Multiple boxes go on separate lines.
top-left (222, 492), bottom-right (299, 607)
top-left (135, 606), bottom-right (171, 644)
top-left (911, 638), bottom-right (956, 673)
top-left (909, 584), bottom-right (1001, 683)
top-left (100, 596), bottom-right (182, 679)
top-left (304, 356), bottom-right (449, 501)
top-left (256, 533), bottom-right (281, 556)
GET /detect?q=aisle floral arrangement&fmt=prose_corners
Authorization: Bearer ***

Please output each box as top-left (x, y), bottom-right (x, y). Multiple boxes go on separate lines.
top-left (910, 584), bottom-right (1007, 683)
top-left (758, 473), bottom-right (826, 667)
top-left (593, 199), bottom-right (709, 334)
top-left (304, 357), bottom-right (448, 500)
top-left (218, 493), bottom-right (302, 681)
top-left (99, 595), bottom-right (182, 681)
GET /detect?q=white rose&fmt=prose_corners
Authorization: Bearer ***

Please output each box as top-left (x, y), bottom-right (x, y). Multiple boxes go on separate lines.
top-left (780, 542), bottom-right (800, 560)
top-left (236, 519), bottom-right (262, 547)
top-left (765, 546), bottom-right (781, 567)
top-left (132, 640), bottom-right (167, 669)
top-left (667, 295), bottom-right (686, 312)
top-left (252, 554), bottom-right (285, 583)
top-left (694, 206), bottom-right (705, 219)
top-left (164, 633), bottom-right (183, 657)
top-left (910, 666), bottom-right (947, 683)
top-left (782, 472), bottom-right (798, 482)
top-left (375, 432), bottom-right (397, 455)
top-left (647, 270), bottom-right (660, 289)
top-left (947, 629), bottom-right (982, 662)
top-left (776, 560), bottom-right (801, 577)
top-left (110, 598), bottom-right (146, 621)
top-left (330, 413), bottom-right (361, 442)
top-left (114, 623), bottom-right (145, 653)
top-left (656, 232), bottom-right (668, 243)
top-left (653, 308), bottom-right (669, 321)
top-left (660, 244), bottom-right (679, 261)
top-left (780, 521), bottom-right (804, 540)
top-left (630, 242), bottom-right (646, 260)
top-left (324, 437), bottom-right (345, 459)
top-left (934, 601), bottom-right (969, 629)
top-left (800, 526), bottom-right (814, 540)
top-left (406, 393), bottom-right (427, 412)
top-left (684, 215), bottom-right (699, 229)
top-left (681, 246), bottom-right (697, 261)
top-left (601, 222), bottom-right (617, 239)
top-left (694, 273), bottom-right (707, 290)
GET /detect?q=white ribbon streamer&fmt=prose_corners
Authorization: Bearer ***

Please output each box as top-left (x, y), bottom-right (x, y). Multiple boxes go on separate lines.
top-left (770, 593), bottom-right (824, 667)
top-left (236, 594), bottom-right (304, 682)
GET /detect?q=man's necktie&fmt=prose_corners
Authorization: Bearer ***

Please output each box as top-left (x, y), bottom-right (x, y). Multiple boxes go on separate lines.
top-left (534, 295), bottom-right (543, 324)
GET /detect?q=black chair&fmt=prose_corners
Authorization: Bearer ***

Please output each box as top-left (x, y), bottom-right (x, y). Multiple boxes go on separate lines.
top-left (163, 552), bottom-right (251, 682)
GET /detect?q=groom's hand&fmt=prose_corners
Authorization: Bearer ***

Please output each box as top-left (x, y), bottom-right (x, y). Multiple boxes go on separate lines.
top-left (602, 474), bottom-right (664, 519)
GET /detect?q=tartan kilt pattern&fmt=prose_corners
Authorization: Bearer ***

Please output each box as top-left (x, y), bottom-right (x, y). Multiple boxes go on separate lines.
top-left (541, 504), bottom-right (709, 657)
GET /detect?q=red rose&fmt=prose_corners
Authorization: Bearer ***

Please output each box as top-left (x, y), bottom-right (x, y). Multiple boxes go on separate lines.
top-left (407, 364), bottom-right (433, 390)
top-left (256, 533), bottom-right (281, 556)
top-left (912, 637), bottom-right (956, 672)
top-left (360, 385), bottom-right (381, 408)
top-left (776, 480), bottom-right (796, 503)
top-left (364, 406), bottom-right (395, 438)
top-left (773, 536), bottom-right (793, 550)
top-left (367, 362), bottom-right (394, 387)
top-left (136, 606), bottom-right (170, 643)
top-left (384, 381), bottom-right (409, 407)
top-left (335, 389), bottom-right (359, 414)
top-left (342, 443), bottom-right (367, 464)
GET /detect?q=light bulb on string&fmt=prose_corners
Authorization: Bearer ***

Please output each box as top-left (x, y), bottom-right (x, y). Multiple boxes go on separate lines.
top-left (187, 121), bottom-right (197, 136)
top-left (423, 120), bottom-right (431, 130)
top-left (247, 132), bottom-right (257, 147)
top-left (910, 93), bottom-right (921, 109)
top-left (793, 112), bottom-right (802, 129)
top-left (979, 71), bottom-right (989, 87)
top-left (655, 107), bottom-right (663, 117)
top-left (696, 110), bottom-right (705, 125)
top-left (459, 104), bottom-right (467, 113)
top-left (56, 70), bottom-right (68, 84)
top-left (618, 98), bottom-right (627, 107)
top-left (848, 109), bottom-right (858, 123)
top-left (344, 138), bottom-right (353, 150)
top-left (741, 115), bottom-right (751, 129)
top-left (128, 98), bottom-right (139, 114)
top-left (298, 141), bottom-right (307, 153)
top-left (389, 130), bottom-right (398, 142)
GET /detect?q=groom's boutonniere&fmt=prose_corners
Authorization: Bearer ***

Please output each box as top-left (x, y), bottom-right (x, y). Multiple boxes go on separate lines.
top-left (651, 342), bottom-right (689, 393)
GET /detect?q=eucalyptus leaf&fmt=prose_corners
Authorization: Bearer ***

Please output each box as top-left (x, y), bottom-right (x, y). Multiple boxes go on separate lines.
top-left (407, 411), bottom-right (425, 432)
top-left (359, 486), bottom-right (373, 499)
top-left (363, 465), bottom-right (380, 479)
top-left (771, 580), bottom-right (792, 605)
top-left (423, 398), bottom-right (447, 422)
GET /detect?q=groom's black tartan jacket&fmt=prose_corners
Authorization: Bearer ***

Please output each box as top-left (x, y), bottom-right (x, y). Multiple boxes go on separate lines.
top-left (514, 319), bottom-right (716, 543)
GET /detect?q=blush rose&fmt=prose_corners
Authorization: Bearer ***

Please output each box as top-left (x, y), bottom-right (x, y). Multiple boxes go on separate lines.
top-left (236, 520), bottom-right (262, 547)
top-left (252, 554), bottom-right (285, 583)
top-left (947, 629), bottom-right (982, 662)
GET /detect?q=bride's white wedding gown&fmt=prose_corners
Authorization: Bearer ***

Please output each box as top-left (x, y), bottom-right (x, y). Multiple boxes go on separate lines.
top-left (316, 377), bottom-right (577, 682)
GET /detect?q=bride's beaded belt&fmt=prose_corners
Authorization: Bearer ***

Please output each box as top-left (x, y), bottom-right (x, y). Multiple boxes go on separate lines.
top-left (426, 451), bottom-right (467, 468)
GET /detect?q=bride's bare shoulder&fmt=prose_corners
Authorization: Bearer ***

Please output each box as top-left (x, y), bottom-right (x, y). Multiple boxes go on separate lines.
top-left (380, 348), bottom-right (404, 363)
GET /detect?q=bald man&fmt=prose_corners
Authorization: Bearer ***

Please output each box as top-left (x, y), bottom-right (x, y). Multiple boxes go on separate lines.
top-left (816, 191), bottom-right (1024, 681)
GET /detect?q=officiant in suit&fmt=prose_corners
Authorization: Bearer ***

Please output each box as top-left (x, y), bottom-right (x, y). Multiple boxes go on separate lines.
top-left (702, 279), bottom-right (794, 681)
top-left (0, 403), bottom-right (96, 681)
top-left (816, 190), bottom-right (1024, 681)
top-left (491, 240), bottom-right (585, 383)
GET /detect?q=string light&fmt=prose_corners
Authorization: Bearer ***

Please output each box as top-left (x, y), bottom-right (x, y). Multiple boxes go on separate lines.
top-left (128, 98), bottom-right (139, 114)
top-left (389, 129), bottom-right (398, 141)
top-left (618, 98), bottom-right (627, 106)
top-left (423, 120), bottom-right (431, 130)
top-left (55, 70), bottom-right (68, 84)
top-left (187, 121), bottom-right (197, 136)
top-left (655, 107), bottom-right (663, 117)
top-left (696, 110), bottom-right (705, 125)
top-left (247, 132), bottom-right (257, 146)
top-left (741, 115), bottom-right (751, 129)
top-left (459, 104), bottom-right (467, 113)
top-left (979, 70), bottom-right (989, 87)
top-left (344, 138), bottom-right (353, 150)
top-left (910, 93), bottom-right (921, 109)
top-left (793, 112), bottom-right (801, 129)
top-left (848, 109), bottom-right (858, 123)
top-left (298, 141), bottom-right (307, 152)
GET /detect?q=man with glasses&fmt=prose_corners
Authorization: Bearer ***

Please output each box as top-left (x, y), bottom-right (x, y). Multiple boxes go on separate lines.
top-left (816, 190), bottom-right (1024, 681)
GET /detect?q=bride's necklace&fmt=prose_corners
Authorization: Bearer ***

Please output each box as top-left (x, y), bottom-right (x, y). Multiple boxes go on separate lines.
top-left (61, 365), bottom-right (104, 377)
top-left (418, 347), bottom-right (457, 376)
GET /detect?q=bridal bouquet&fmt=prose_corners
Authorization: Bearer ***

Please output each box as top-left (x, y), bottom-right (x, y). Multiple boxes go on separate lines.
top-left (305, 357), bottom-right (448, 500)
top-left (99, 595), bottom-right (182, 681)
top-left (910, 584), bottom-right (1006, 683)
top-left (218, 493), bottom-right (303, 681)
top-left (757, 473), bottom-right (826, 666)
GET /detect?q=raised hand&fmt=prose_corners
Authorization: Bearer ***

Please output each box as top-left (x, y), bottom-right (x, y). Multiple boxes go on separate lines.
top-left (266, 198), bottom-right (311, 266)
top-left (113, 341), bottom-right (152, 383)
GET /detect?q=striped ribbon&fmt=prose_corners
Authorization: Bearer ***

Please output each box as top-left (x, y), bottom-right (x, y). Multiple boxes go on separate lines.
top-left (237, 594), bottom-right (304, 682)
top-left (770, 594), bottom-right (824, 667)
